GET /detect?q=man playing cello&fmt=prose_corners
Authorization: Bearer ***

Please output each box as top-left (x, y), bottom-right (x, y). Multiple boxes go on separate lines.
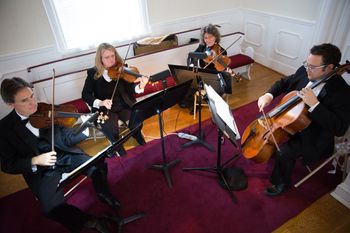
top-left (257, 43), bottom-right (350, 196)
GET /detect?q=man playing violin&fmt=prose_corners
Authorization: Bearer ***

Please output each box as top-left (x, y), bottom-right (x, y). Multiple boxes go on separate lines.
top-left (0, 77), bottom-right (119, 233)
top-left (257, 43), bottom-right (350, 196)
top-left (82, 43), bottom-right (149, 156)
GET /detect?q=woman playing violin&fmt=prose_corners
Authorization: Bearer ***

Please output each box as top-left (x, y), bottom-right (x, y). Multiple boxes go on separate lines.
top-left (181, 24), bottom-right (236, 114)
top-left (256, 43), bottom-right (350, 196)
top-left (82, 43), bottom-right (148, 156)
top-left (189, 24), bottom-right (235, 75)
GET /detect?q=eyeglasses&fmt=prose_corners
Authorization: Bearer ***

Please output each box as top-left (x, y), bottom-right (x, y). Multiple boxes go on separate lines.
top-left (302, 61), bottom-right (327, 72)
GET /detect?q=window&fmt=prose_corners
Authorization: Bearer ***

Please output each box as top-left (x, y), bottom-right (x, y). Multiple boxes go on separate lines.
top-left (43, 0), bottom-right (150, 53)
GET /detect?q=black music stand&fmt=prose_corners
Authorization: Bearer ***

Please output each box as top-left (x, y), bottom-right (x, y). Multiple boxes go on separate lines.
top-left (169, 64), bottom-right (232, 152)
top-left (59, 126), bottom-right (145, 233)
top-left (129, 80), bottom-right (193, 188)
top-left (182, 84), bottom-right (241, 203)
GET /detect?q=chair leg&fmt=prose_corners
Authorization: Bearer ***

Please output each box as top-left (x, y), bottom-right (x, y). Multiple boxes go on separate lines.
top-left (342, 153), bottom-right (349, 181)
top-left (93, 127), bottom-right (97, 142)
top-left (193, 92), bottom-right (197, 120)
top-left (294, 153), bottom-right (339, 188)
top-left (64, 176), bottom-right (87, 198)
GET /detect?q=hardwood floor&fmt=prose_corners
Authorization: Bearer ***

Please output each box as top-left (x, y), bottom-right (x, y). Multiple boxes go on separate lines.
top-left (0, 63), bottom-right (283, 198)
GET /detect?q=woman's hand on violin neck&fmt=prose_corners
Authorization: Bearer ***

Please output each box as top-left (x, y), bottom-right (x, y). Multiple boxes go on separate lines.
top-left (258, 93), bottom-right (273, 112)
top-left (31, 151), bottom-right (57, 167)
top-left (100, 99), bottom-right (112, 110)
top-left (134, 76), bottom-right (149, 89)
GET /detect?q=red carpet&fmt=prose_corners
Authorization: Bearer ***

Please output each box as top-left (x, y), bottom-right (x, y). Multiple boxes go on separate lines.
top-left (0, 99), bottom-right (341, 233)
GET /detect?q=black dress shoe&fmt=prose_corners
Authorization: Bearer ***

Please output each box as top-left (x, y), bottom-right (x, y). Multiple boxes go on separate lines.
top-left (97, 193), bottom-right (121, 209)
top-left (264, 183), bottom-right (291, 197)
top-left (84, 216), bottom-right (111, 233)
top-left (134, 131), bottom-right (146, 145)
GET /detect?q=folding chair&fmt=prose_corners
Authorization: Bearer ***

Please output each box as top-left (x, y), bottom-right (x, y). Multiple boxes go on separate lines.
top-left (294, 128), bottom-right (350, 188)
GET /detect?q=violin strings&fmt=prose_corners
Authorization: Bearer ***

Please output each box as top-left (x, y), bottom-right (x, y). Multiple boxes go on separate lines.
top-left (203, 36), bottom-right (241, 69)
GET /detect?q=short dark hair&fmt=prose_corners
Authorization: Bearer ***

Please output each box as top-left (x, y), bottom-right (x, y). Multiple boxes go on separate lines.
top-left (310, 43), bottom-right (341, 67)
top-left (0, 77), bottom-right (33, 104)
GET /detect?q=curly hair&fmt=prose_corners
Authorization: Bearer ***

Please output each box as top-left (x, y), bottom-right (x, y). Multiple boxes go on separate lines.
top-left (200, 24), bottom-right (221, 45)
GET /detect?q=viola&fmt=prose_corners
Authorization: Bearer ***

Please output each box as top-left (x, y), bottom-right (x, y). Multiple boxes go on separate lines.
top-left (203, 44), bottom-right (231, 71)
top-left (108, 61), bottom-right (143, 83)
top-left (240, 62), bottom-right (350, 163)
top-left (29, 102), bottom-right (82, 129)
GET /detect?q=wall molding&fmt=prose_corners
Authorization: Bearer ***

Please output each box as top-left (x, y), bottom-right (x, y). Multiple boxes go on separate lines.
top-left (274, 30), bottom-right (302, 59)
top-left (2, 6), bottom-right (342, 118)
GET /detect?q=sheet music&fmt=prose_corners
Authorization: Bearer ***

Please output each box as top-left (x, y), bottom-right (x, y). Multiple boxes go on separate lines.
top-left (205, 84), bottom-right (240, 140)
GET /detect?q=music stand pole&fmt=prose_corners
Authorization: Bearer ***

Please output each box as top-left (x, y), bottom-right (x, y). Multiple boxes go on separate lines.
top-left (150, 109), bottom-right (180, 188)
top-left (183, 84), bottom-right (241, 203)
top-left (181, 62), bottom-right (215, 152)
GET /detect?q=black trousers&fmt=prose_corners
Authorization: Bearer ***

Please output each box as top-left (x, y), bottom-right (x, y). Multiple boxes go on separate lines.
top-left (99, 109), bottom-right (143, 143)
top-left (34, 154), bottom-right (110, 232)
top-left (269, 137), bottom-right (303, 186)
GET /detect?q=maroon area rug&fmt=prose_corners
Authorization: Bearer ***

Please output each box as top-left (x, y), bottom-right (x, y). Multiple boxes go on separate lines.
top-left (0, 99), bottom-right (341, 233)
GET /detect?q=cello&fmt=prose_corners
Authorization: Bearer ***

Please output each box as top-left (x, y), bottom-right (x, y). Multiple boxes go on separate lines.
top-left (241, 62), bottom-right (350, 163)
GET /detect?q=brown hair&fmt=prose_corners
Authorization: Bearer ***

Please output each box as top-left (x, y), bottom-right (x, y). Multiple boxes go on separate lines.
top-left (1, 77), bottom-right (33, 104)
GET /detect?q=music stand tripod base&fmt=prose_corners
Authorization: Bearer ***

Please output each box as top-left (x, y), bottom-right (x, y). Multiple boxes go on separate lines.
top-left (150, 158), bottom-right (181, 188)
top-left (181, 136), bottom-right (215, 151)
top-left (128, 80), bottom-right (193, 188)
top-left (106, 212), bottom-right (145, 233)
top-left (183, 130), bottom-right (239, 203)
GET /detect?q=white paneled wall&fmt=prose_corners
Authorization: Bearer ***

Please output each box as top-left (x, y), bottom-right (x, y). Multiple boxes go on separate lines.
top-left (241, 9), bottom-right (316, 75)
top-left (3, 4), bottom-right (347, 119)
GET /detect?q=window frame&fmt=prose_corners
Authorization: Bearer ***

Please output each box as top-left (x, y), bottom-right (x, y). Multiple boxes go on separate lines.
top-left (42, 0), bottom-right (151, 54)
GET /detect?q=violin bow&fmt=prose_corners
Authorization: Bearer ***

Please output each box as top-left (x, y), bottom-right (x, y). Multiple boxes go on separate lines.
top-left (259, 109), bottom-right (280, 152)
top-left (51, 69), bottom-right (56, 169)
top-left (203, 36), bottom-right (242, 69)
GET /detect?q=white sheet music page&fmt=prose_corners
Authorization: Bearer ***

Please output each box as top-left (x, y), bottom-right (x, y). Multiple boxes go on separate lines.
top-left (205, 84), bottom-right (240, 140)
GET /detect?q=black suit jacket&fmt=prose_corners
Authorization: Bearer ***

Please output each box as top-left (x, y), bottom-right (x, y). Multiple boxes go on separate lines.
top-left (268, 66), bottom-right (350, 164)
top-left (82, 67), bottom-right (137, 112)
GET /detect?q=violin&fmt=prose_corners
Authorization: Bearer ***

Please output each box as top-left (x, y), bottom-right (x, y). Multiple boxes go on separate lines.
top-left (204, 44), bottom-right (231, 71)
top-left (240, 62), bottom-right (350, 163)
top-left (108, 61), bottom-right (143, 83)
top-left (29, 102), bottom-right (82, 129)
